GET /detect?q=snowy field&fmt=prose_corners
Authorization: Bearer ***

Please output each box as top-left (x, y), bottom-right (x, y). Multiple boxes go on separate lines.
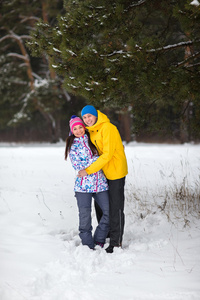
top-left (0, 142), bottom-right (200, 300)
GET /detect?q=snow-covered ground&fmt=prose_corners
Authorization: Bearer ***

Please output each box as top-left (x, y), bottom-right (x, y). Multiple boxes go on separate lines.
top-left (0, 142), bottom-right (200, 300)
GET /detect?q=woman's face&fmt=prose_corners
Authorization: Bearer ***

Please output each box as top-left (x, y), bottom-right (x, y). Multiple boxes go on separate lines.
top-left (82, 114), bottom-right (97, 127)
top-left (72, 125), bottom-right (85, 138)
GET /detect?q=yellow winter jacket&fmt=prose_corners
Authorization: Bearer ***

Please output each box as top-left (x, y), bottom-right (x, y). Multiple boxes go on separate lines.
top-left (85, 111), bottom-right (128, 180)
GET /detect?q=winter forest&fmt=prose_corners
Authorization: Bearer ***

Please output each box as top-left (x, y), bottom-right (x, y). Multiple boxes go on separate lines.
top-left (0, 1), bottom-right (200, 299)
top-left (0, 0), bottom-right (200, 143)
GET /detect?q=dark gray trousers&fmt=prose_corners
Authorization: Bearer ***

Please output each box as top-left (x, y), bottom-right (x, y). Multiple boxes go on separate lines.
top-left (94, 177), bottom-right (125, 246)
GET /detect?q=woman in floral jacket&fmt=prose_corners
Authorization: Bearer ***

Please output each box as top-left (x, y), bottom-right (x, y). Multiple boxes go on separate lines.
top-left (65, 116), bottom-right (109, 249)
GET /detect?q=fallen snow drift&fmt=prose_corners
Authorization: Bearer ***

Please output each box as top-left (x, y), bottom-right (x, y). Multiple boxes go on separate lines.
top-left (0, 143), bottom-right (200, 300)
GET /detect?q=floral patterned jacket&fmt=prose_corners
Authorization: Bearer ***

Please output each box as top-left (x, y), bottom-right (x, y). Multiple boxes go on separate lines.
top-left (69, 134), bottom-right (108, 193)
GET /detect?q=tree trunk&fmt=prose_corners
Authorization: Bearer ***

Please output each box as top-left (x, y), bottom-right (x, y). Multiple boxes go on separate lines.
top-left (119, 109), bottom-right (132, 143)
top-left (180, 32), bottom-right (193, 143)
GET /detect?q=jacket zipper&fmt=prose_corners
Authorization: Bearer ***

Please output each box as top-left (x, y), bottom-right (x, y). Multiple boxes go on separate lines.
top-left (83, 140), bottom-right (93, 158)
top-left (80, 138), bottom-right (91, 188)
top-left (95, 172), bottom-right (98, 192)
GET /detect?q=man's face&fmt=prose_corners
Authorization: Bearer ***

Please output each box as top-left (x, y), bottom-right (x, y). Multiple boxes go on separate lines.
top-left (82, 114), bottom-right (97, 127)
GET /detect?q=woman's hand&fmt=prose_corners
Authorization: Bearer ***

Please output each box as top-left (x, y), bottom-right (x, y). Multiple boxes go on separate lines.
top-left (78, 170), bottom-right (87, 177)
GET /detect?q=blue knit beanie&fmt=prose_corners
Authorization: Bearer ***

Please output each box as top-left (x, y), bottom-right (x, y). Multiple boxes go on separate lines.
top-left (81, 105), bottom-right (98, 117)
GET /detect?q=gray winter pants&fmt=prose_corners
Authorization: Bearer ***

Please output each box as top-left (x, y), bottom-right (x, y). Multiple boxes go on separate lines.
top-left (75, 191), bottom-right (109, 249)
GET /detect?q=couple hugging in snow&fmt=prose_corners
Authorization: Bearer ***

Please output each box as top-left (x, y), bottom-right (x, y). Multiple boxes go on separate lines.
top-left (65, 105), bottom-right (128, 253)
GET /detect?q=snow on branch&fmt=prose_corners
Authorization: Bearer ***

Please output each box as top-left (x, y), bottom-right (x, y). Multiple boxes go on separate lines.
top-left (0, 31), bottom-right (31, 43)
top-left (0, 30), bottom-right (35, 90)
top-left (129, 0), bottom-right (147, 7)
top-left (0, 31), bottom-right (24, 43)
top-left (100, 50), bottom-right (126, 57)
top-left (19, 15), bottom-right (40, 23)
top-left (34, 79), bottom-right (49, 88)
top-left (7, 91), bottom-right (34, 125)
top-left (96, 40), bottom-right (200, 59)
top-left (7, 52), bottom-right (28, 61)
top-left (0, 34), bottom-right (15, 43)
top-left (10, 79), bottom-right (27, 85)
top-left (175, 51), bottom-right (200, 67)
top-left (32, 72), bottom-right (42, 80)
top-left (63, 89), bottom-right (71, 101)
top-left (66, 49), bottom-right (77, 56)
top-left (21, 35), bottom-right (32, 40)
top-left (186, 62), bottom-right (200, 68)
top-left (147, 40), bottom-right (200, 53)
top-left (124, 0), bottom-right (147, 13)
top-left (190, 0), bottom-right (200, 6)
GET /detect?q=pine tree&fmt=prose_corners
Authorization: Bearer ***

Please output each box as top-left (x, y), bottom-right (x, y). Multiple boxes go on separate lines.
top-left (0, 0), bottom-right (74, 142)
top-left (29, 0), bottom-right (200, 141)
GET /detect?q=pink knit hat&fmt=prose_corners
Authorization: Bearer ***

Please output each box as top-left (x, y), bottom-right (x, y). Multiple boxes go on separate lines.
top-left (69, 115), bottom-right (85, 134)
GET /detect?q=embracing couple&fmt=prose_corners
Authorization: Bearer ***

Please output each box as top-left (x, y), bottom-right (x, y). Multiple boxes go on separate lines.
top-left (65, 105), bottom-right (128, 253)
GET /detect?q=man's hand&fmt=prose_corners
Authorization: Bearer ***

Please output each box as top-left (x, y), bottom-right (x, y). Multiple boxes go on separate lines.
top-left (78, 170), bottom-right (87, 177)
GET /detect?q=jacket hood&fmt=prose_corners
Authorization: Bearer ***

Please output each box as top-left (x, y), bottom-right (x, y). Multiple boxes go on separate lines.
top-left (86, 110), bottom-right (110, 131)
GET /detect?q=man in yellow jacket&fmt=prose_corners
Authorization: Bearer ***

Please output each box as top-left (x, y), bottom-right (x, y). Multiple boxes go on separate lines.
top-left (78, 105), bottom-right (128, 253)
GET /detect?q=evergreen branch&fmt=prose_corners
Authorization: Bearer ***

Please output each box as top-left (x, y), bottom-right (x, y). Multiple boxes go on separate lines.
top-left (7, 52), bottom-right (28, 61)
top-left (32, 72), bottom-right (42, 80)
top-left (130, 0), bottom-right (148, 7)
top-left (21, 35), bottom-right (32, 40)
top-left (100, 50), bottom-right (127, 57)
top-left (63, 89), bottom-right (71, 101)
top-left (98, 41), bottom-right (200, 59)
top-left (147, 40), bottom-right (200, 53)
top-left (19, 63), bottom-right (28, 68)
top-left (186, 62), bottom-right (200, 68)
top-left (124, 0), bottom-right (148, 13)
top-left (0, 31), bottom-right (31, 42)
top-left (8, 30), bottom-right (23, 41)
top-left (0, 31), bottom-right (23, 43)
top-left (10, 79), bottom-right (27, 85)
top-left (0, 30), bottom-right (35, 91)
top-left (175, 51), bottom-right (200, 68)
top-left (0, 34), bottom-right (14, 43)
top-left (19, 15), bottom-right (40, 23)
top-left (7, 91), bottom-right (33, 126)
